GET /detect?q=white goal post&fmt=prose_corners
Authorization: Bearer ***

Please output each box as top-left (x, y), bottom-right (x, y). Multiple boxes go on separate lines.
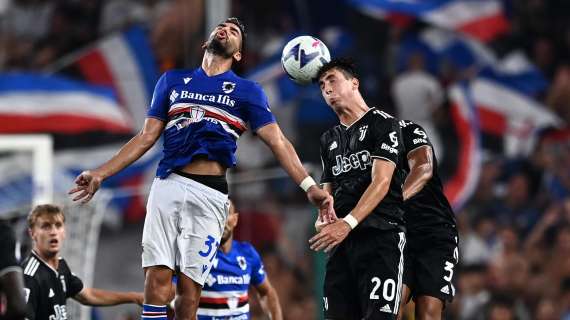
top-left (0, 134), bottom-right (54, 206)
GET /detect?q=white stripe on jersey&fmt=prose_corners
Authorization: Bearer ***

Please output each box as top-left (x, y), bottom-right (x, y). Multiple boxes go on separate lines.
top-left (168, 102), bottom-right (247, 127)
top-left (201, 290), bottom-right (247, 298)
top-left (29, 260), bottom-right (40, 277)
top-left (393, 232), bottom-right (406, 314)
top-left (24, 258), bottom-right (39, 276)
top-left (197, 304), bottom-right (249, 317)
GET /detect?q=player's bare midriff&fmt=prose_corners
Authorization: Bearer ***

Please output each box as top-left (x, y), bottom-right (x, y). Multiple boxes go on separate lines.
top-left (180, 156), bottom-right (226, 176)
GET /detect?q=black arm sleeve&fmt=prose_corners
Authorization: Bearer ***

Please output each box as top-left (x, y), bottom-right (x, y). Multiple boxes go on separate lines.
top-left (370, 117), bottom-right (402, 166)
top-left (400, 120), bottom-right (433, 156)
top-left (66, 272), bottom-right (84, 298)
top-left (23, 276), bottom-right (39, 320)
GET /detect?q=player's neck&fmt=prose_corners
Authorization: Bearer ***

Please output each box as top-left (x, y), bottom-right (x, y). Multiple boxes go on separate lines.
top-left (221, 236), bottom-right (233, 253)
top-left (33, 248), bottom-right (59, 270)
top-left (201, 52), bottom-right (233, 77)
top-left (337, 98), bottom-right (370, 127)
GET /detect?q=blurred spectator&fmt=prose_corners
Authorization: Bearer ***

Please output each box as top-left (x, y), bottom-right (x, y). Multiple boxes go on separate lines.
top-left (484, 293), bottom-right (517, 320)
top-left (150, 0), bottom-right (204, 70)
top-left (459, 214), bottom-right (496, 265)
top-left (3, 0), bottom-right (54, 41)
top-left (489, 172), bottom-right (540, 237)
top-left (452, 263), bottom-right (490, 320)
top-left (392, 52), bottom-right (445, 159)
top-left (534, 297), bottom-right (560, 320)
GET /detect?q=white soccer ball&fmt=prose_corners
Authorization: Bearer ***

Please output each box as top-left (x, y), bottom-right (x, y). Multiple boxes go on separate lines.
top-left (281, 35), bottom-right (331, 85)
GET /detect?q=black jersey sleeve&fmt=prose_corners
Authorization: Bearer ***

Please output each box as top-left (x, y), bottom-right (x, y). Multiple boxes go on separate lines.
top-left (23, 275), bottom-right (39, 320)
top-left (370, 114), bottom-right (402, 166)
top-left (0, 222), bottom-right (19, 273)
top-left (66, 272), bottom-right (84, 298)
top-left (319, 132), bottom-right (334, 184)
top-left (399, 120), bottom-right (433, 156)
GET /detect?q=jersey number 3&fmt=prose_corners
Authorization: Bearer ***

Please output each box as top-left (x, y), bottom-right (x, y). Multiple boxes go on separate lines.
top-left (199, 235), bottom-right (219, 262)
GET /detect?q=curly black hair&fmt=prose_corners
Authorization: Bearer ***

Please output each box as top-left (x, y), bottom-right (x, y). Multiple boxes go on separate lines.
top-left (316, 57), bottom-right (359, 82)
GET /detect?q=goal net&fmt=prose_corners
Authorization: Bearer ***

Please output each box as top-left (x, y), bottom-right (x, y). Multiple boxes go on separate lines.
top-left (0, 134), bottom-right (106, 320)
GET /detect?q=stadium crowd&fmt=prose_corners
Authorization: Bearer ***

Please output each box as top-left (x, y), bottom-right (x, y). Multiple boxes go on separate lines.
top-left (1, 0), bottom-right (570, 319)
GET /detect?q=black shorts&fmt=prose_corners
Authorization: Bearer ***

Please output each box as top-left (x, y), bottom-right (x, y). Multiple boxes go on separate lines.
top-left (403, 224), bottom-right (458, 303)
top-left (323, 228), bottom-right (406, 320)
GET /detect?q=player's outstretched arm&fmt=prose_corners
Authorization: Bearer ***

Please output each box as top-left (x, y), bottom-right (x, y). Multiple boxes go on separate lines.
top-left (73, 287), bottom-right (144, 306)
top-left (256, 123), bottom-right (334, 219)
top-left (402, 145), bottom-right (433, 201)
top-left (68, 118), bottom-right (165, 203)
top-left (310, 159), bottom-right (395, 252)
top-left (254, 278), bottom-right (283, 320)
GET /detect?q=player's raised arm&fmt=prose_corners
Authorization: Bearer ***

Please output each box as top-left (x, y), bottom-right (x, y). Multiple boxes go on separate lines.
top-left (68, 117), bottom-right (165, 203)
top-left (402, 145), bottom-right (433, 200)
top-left (256, 123), bottom-right (334, 217)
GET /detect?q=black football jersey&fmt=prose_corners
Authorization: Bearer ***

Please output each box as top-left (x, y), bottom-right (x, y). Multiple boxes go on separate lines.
top-left (0, 221), bottom-right (20, 275)
top-left (21, 251), bottom-right (84, 320)
top-left (320, 108), bottom-right (406, 231)
top-left (399, 120), bottom-right (456, 229)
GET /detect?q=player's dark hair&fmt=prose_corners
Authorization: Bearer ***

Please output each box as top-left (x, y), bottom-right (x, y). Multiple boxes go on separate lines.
top-left (28, 204), bottom-right (65, 228)
top-left (316, 58), bottom-right (359, 82)
top-left (225, 17), bottom-right (246, 50)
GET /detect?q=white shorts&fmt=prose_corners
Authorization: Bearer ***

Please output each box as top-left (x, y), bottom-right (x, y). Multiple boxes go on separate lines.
top-left (142, 174), bottom-right (229, 286)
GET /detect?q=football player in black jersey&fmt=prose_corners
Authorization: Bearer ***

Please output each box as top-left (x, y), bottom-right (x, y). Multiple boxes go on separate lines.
top-left (309, 59), bottom-right (407, 319)
top-left (396, 120), bottom-right (459, 320)
top-left (0, 219), bottom-right (26, 319)
top-left (21, 204), bottom-right (144, 319)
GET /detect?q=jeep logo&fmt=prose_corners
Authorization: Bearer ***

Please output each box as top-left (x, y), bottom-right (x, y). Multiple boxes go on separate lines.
top-left (332, 150), bottom-right (372, 176)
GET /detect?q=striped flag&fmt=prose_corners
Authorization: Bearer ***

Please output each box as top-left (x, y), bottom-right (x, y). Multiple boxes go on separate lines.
top-left (445, 83), bottom-right (482, 210)
top-left (49, 26), bottom-right (158, 130)
top-left (349, 0), bottom-right (509, 42)
top-left (0, 73), bottom-right (132, 134)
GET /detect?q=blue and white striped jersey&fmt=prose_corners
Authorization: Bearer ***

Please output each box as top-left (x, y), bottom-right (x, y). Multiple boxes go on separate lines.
top-left (197, 240), bottom-right (265, 320)
top-left (147, 68), bottom-right (275, 178)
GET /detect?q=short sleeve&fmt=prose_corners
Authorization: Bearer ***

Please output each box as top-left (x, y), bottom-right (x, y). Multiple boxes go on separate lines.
top-left (247, 245), bottom-right (266, 286)
top-left (400, 120), bottom-right (432, 156)
top-left (66, 272), bottom-right (84, 298)
top-left (23, 276), bottom-right (39, 319)
top-left (146, 72), bottom-right (170, 121)
top-left (320, 133), bottom-right (333, 184)
top-left (370, 117), bottom-right (402, 166)
top-left (247, 83), bottom-right (276, 131)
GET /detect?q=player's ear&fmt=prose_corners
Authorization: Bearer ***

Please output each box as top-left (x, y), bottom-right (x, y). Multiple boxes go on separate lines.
top-left (28, 228), bottom-right (34, 240)
top-left (201, 41), bottom-right (208, 50)
top-left (352, 77), bottom-right (359, 89)
top-left (233, 50), bottom-right (242, 62)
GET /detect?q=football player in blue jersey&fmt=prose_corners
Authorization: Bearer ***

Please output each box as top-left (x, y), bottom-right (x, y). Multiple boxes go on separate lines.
top-left (69, 17), bottom-right (333, 320)
top-left (170, 200), bottom-right (282, 320)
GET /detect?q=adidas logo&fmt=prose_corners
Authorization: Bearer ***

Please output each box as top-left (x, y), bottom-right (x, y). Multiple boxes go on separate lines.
top-left (183, 77), bottom-right (192, 84)
top-left (329, 141), bottom-right (338, 151)
top-left (440, 285), bottom-right (450, 294)
top-left (380, 304), bottom-right (391, 313)
top-left (49, 288), bottom-right (55, 298)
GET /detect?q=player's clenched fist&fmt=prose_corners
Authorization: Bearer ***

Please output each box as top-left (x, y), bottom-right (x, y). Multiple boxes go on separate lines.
top-left (68, 170), bottom-right (103, 204)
